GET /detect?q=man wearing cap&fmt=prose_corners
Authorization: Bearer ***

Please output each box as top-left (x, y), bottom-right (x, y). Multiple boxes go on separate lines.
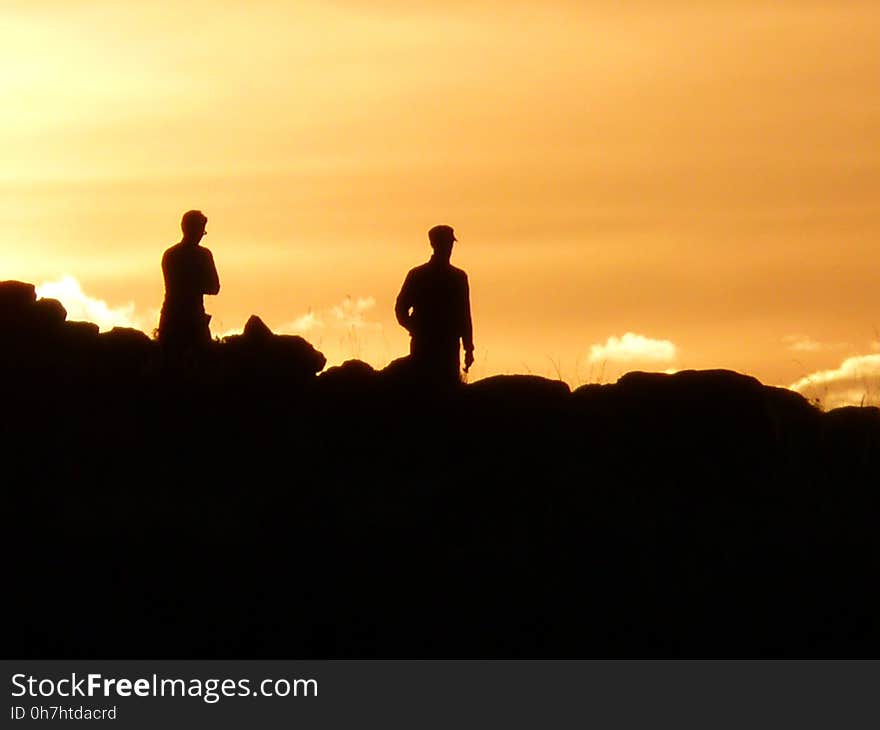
top-left (395, 224), bottom-right (474, 384)
top-left (158, 209), bottom-right (220, 352)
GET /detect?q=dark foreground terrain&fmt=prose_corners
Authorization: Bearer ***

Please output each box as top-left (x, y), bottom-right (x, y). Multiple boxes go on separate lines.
top-left (4, 280), bottom-right (879, 657)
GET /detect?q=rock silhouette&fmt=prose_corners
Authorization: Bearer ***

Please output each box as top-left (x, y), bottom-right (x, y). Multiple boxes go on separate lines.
top-left (221, 315), bottom-right (326, 383)
top-left (3, 278), bottom-right (880, 659)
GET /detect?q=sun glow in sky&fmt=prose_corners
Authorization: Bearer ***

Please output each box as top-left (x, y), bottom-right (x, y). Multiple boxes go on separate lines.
top-left (3, 1), bottom-right (880, 404)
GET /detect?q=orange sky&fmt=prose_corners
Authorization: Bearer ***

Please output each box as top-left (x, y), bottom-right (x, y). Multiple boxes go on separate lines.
top-left (3, 1), bottom-right (879, 406)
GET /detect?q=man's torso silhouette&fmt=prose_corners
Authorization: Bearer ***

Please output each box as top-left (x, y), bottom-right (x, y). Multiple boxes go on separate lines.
top-left (158, 210), bottom-right (219, 350)
top-left (395, 229), bottom-right (473, 384)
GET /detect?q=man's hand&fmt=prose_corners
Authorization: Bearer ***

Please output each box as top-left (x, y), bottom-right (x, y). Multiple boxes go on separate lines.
top-left (463, 348), bottom-right (475, 373)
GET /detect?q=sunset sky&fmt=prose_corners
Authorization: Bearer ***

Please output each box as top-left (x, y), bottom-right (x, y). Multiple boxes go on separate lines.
top-left (2, 1), bottom-right (879, 406)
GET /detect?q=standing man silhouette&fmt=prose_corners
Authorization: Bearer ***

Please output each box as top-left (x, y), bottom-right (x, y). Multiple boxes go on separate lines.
top-left (395, 224), bottom-right (474, 384)
top-left (158, 210), bottom-right (220, 351)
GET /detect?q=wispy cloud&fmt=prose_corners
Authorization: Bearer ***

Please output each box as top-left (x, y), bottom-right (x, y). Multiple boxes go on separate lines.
top-left (277, 295), bottom-right (380, 336)
top-left (782, 334), bottom-right (851, 353)
top-left (36, 275), bottom-right (152, 332)
top-left (275, 295), bottom-right (385, 363)
top-left (790, 354), bottom-right (880, 409)
top-left (280, 310), bottom-right (323, 334)
top-left (332, 296), bottom-right (378, 329)
top-left (782, 334), bottom-right (823, 353)
top-left (588, 332), bottom-right (677, 364)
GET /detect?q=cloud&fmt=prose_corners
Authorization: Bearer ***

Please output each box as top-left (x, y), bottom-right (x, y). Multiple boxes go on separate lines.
top-left (280, 310), bottom-right (323, 334)
top-left (275, 295), bottom-right (384, 364)
top-left (277, 296), bottom-right (381, 336)
top-left (789, 354), bottom-right (880, 409)
top-left (331, 296), bottom-right (379, 329)
top-left (588, 332), bottom-right (677, 364)
top-left (782, 335), bottom-right (851, 353)
top-left (782, 334), bottom-right (822, 353)
top-left (35, 275), bottom-right (150, 332)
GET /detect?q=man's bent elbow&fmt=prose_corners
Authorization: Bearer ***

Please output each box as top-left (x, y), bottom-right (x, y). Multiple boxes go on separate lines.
top-left (394, 302), bottom-right (410, 330)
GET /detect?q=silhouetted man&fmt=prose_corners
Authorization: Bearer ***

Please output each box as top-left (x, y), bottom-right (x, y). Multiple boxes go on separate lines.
top-left (395, 224), bottom-right (474, 384)
top-left (158, 210), bottom-right (220, 351)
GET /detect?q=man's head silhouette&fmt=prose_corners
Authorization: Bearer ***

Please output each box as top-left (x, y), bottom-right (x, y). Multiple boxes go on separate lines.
top-left (428, 224), bottom-right (456, 262)
top-left (181, 210), bottom-right (208, 244)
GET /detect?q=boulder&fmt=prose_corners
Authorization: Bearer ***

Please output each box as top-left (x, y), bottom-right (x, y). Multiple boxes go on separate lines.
top-left (467, 374), bottom-right (570, 403)
top-left (221, 315), bottom-right (326, 381)
top-left (51, 320), bottom-right (101, 375)
top-left (821, 406), bottom-right (880, 466)
top-left (98, 326), bottom-right (153, 349)
top-left (0, 281), bottom-right (38, 333)
top-left (274, 334), bottom-right (326, 374)
top-left (571, 369), bottom-right (783, 472)
top-left (462, 375), bottom-right (571, 436)
top-left (0, 287), bottom-right (67, 369)
top-left (313, 360), bottom-right (380, 408)
top-left (379, 355), bottom-right (416, 380)
top-left (65, 321), bottom-right (100, 339)
top-left (319, 359), bottom-right (377, 389)
top-left (96, 327), bottom-right (157, 375)
top-left (32, 298), bottom-right (67, 329)
top-left (379, 355), bottom-right (471, 392)
top-left (0, 281), bottom-right (36, 311)
top-left (613, 368), bottom-right (765, 399)
top-left (243, 314), bottom-right (273, 341)
top-left (573, 369), bottom-right (767, 414)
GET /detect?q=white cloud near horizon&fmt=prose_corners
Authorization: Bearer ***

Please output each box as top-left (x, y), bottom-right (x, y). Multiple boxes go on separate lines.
top-left (36, 275), bottom-right (151, 332)
top-left (282, 310), bottom-right (323, 334)
top-left (790, 354), bottom-right (880, 409)
top-left (277, 295), bottom-right (380, 336)
top-left (782, 334), bottom-right (823, 353)
top-left (275, 295), bottom-right (385, 364)
top-left (588, 333), bottom-right (678, 365)
top-left (332, 296), bottom-right (379, 329)
top-left (782, 334), bottom-right (852, 353)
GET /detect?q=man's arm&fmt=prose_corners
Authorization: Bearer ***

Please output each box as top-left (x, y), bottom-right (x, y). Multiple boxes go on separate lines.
top-left (395, 272), bottom-right (415, 333)
top-left (461, 273), bottom-right (474, 371)
top-left (202, 249), bottom-right (220, 295)
top-left (160, 250), bottom-right (170, 290)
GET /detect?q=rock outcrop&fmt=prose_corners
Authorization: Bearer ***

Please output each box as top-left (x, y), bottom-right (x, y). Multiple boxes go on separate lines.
top-left (3, 278), bottom-right (880, 660)
top-left (220, 314), bottom-right (327, 383)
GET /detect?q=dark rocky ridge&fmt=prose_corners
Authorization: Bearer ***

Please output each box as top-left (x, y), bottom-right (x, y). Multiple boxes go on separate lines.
top-left (3, 280), bottom-right (879, 657)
